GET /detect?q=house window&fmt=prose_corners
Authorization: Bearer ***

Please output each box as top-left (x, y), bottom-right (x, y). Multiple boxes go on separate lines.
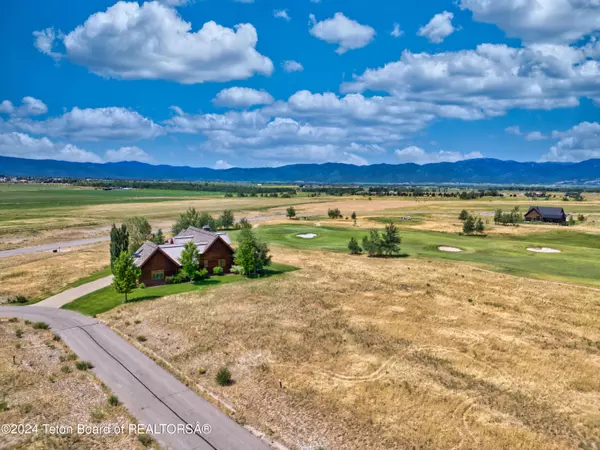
top-left (151, 270), bottom-right (164, 281)
top-left (218, 259), bottom-right (226, 268)
top-left (202, 259), bottom-right (209, 269)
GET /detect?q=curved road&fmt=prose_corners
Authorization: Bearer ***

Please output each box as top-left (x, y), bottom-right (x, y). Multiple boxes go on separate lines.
top-left (0, 306), bottom-right (271, 450)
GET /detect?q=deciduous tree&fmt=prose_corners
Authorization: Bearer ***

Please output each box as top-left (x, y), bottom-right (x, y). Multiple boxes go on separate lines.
top-left (112, 251), bottom-right (141, 303)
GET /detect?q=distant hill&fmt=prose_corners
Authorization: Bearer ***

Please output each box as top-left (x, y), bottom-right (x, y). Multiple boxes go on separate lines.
top-left (2, 155), bottom-right (600, 185)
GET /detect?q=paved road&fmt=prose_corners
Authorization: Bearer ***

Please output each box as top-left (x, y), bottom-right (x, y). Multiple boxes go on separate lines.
top-left (0, 306), bottom-right (271, 450)
top-left (0, 236), bottom-right (110, 259)
top-left (36, 275), bottom-right (114, 308)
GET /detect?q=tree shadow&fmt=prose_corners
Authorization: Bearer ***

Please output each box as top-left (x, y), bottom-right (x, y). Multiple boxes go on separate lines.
top-left (125, 295), bottom-right (162, 304)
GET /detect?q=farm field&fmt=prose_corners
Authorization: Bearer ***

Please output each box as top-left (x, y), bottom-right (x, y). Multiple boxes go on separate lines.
top-left (0, 184), bottom-right (328, 249)
top-left (101, 246), bottom-right (600, 450)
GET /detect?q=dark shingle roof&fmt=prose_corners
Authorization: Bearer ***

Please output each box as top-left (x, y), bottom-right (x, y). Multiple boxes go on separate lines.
top-left (526, 206), bottom-right (566, 219)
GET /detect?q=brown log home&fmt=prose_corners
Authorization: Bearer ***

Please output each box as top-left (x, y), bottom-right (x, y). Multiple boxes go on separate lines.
top-left (134, 226), bottom-right (234, 286)
top-left (524, 206), bottom-right (567, 224)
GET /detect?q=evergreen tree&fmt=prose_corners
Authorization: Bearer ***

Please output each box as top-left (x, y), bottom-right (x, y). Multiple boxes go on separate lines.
top-left (152, 229), bottom-right (165, 245)
top-left (286, 206), bottom-right (297, 218)
top-left (348, 237), bottom-right (362, 255)
top-left (475, 218), bottom-right (485, 234)
top-left (362, 230), bottom-right (383, 257)
top-left (112, 251), bottom-right (141, 303)
top-left (380, 223), bottom-right (402, 255)
top-left (234, 229), bottom-right (271, 276)
top-left (110, 224), bottom-right (129, 270)
top-left (459, 209), bottom-right (470, 221)
top-left (179, 241), bottom-right (200, 282)
top-left (351, 211), bottom-right (357, 226)
top-left (218, 210), bottom-right (235, 229)
top-left (463, 215), bottom-right (476, 234)
top-left (125, 216), bottom-right (152, 253)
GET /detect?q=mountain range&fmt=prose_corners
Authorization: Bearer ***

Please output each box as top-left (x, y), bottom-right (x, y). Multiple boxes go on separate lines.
top-left (1, 156), bottom-right (600, 185)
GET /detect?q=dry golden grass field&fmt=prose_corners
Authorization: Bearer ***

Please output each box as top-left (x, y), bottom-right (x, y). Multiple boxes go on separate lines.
top-left (0, 318), bottom-right (151, 449)
top-left (0, 243), bottom-right (109, 302)
top-left (102, 247), bottom-right (600, 450)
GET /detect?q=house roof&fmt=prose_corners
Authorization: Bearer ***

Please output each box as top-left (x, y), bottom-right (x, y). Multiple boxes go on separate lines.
top-left (526, 206), bottom-right (566, 219)
top-left (134, 227), bottom-right (233, 269)
top-left (133, 241), bottom-right (158, 267)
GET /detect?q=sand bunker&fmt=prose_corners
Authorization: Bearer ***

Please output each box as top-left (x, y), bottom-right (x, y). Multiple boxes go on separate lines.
top-left (297, 233), bottom-right (317, 239)
top-left (527, 247), bottom-right (561, 253)
top-left (438, 246), bottom-right (462, 253)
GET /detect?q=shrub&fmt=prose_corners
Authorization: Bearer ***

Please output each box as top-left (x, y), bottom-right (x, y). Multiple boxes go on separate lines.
top-left (108, 395), bottom-right (120, 406)
top-left (137, 335), bottom-right (147, 342)
top-left (61, 365), bottom-right (72, 373)
top-left (192, 268), bottom-right (209, 281)
top-left (8, 295), bottom-right (28, 304)
top-left (138, 433), bottom-right (153, 447)
top-left (67, 353), bottom-right (78, 361)
top-left (348, 237), bottom-right (363, 255)
top-left (15, 328), bottom-right (24, 338)
top-left (172, 272), bottom-right (188, 284)
top-left (76, 360), bottom-right (94, 371)
top-left (212, 266), bottom-right (224, 276)
top-left (24, 320), bottom-right (31, 325)
top-left (8, 318), bottom-right (18, 323)
top-left (0, 401), bottom-right (9, 412)
top-left (52, 333), bottom-right (61, 342)
top-left (230, 265), bottom-right (243, 275)
top-left (134, 319), bottom-right (142, 324)
top-left (138, 283), bottom-right (145, 289)
top-left (33, 322), bottom-right (50, 330)
top-left (165, 276), bottom-right (174, 285)
top-left (216, 367), bottom-right (232, 386)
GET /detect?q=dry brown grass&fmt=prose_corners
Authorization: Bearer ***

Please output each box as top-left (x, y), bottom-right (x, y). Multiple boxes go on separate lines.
top-left (102, 247), bottom-right (600, 450)
top-left (0, 319), bottom-right (148, 449)
top-left (0, 243), bottom-right (109, 301)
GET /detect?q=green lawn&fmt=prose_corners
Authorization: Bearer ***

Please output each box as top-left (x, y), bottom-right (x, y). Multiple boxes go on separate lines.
top-left (245, 224), bottom-right (600, 288)
top-left (62, 262), bottom-right (298, 316)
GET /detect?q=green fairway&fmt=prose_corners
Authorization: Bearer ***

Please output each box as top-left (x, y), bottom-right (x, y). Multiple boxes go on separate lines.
top-left (62, 262), bottom-right (298, 316)
top-left (244, 224), bottom-right (600, 287)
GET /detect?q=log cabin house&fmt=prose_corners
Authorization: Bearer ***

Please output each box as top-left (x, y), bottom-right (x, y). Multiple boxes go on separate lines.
top-left (524, 206), bottom-right (567, 224)
top-left (134, 226), bottom-right (234, 286)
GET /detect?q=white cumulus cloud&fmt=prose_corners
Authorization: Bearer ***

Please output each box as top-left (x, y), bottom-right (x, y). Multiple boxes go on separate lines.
top-left (282, 60), bottom-right (304, 72)
top-left (0, 97), bottom-right (48, 117)
top-left (395, 146), bottom-right (484, 164)
top-left (104, 146), bottom-right (154, 163)
top-left (540, 121), bottom-right (600, 161)
top-left (460, 0), bottom-right (600, 44)
top-left (213, 87), bottom-right (274, 108)
top-left (0, 132), bottom-right (102, 163)
top-left (418, 11), bottom-right (457, 43)
top-left (33, 1), bottom-right (273, 84)
top-left (309, 12), bottom-right (375, 54)
top-left (3, 107), bottom-right (163, 141)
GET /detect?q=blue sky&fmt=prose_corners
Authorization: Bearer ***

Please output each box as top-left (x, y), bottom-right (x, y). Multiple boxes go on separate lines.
top-left (1, 0), bottom-right (599, 168)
